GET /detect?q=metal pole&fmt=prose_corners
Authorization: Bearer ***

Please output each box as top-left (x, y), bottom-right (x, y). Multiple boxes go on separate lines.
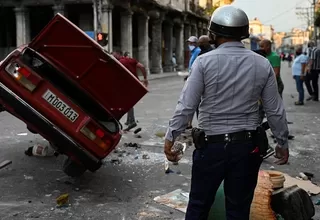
top-left (93, 0), bottom-right (98, 41)
top-left (313, 0), bottom-right (317, 46)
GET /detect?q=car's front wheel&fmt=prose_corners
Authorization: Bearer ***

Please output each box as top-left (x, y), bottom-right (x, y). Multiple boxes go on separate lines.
top-left (62, 157), bottom-right (87, 177)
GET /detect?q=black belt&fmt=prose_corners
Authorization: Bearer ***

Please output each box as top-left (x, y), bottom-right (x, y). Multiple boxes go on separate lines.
top-left (206, 130), bottom-right (256, 143)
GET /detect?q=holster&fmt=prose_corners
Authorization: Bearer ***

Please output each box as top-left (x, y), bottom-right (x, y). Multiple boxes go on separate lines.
top-left (254, 125), bottom-right (269, 156)
top-left (191, 128), bottom-right (207, 149)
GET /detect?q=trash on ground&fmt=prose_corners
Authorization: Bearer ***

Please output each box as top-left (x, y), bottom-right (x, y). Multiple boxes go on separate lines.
top-left (17, 133), bottom-right (28, 136)
top-left (154, 189), bottom-right (188, 213)
top-left (283, 173), bottom-right (320, 195)
top-left (123, 142), bottom-right (141, 148)
top-left (134, 128), bottom-right (142, 134)
top-left (0, 160), bottom-right (12, 170)
top-left (25, 144), bottom-right (55, 157)
top-left (142, 154), bottom-right (150, 159)
top-left (298, 172), bottom-right (309, 180)
top-left (303, 172), bottom-right (314, 179)
top-left (111, 159), bottom-right (122, 165)
top-left (155, 131), bottom-right (165, 138)
top-left (24, 175), bottom-right (34, 180)
top-left (134, 134), bottom-right (142, 138)
top-left (56, 193), bottom-right (69, 207)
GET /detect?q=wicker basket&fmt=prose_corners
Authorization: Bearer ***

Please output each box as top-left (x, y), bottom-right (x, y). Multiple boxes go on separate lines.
top-left (265, 170), bottom-right (286, 189)
top-left (250, 170), bottom-right (277, 220)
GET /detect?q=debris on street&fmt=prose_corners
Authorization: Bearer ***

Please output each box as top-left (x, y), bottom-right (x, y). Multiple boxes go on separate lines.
top-left (17, 132), bottom-right (28, 136)
top-left (24, 175), bottom-right (34, 180)
top-left (155, 131), bottom-right (165, 138)
top-left (142, 154), bottom-right (150, 159)
top-left (134, 128), bottom-right (142, 134)
top-left (283, 173), bottom-right (320, 195)
top-left (123, 142), bottom-right (141, 149)
top-left (0, 160), bottom-right (12, 170)
top-left (56, 193), bottom-right (69, 207)
top-left (154, 189), bottom-right (188, 213)
top-left (24, 144), bottom-right (55, 157)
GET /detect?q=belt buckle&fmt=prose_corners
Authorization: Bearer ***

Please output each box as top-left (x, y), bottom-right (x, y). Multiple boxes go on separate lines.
top-left (224, 134), bottom-right (231, 142)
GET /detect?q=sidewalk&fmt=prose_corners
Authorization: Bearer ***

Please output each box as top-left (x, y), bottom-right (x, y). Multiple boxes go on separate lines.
top-left (148, 71), bottom-right (188, 81)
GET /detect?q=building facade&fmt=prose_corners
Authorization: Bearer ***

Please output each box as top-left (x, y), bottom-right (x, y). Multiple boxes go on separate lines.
top-left (0, 0), bottom-right (213, 74)
top-left (273, 32), bottom-right (286, 50)
top-left (249, 18), bottom-right (273, 40)
top-left (281, 28), bottom-right (310, 47)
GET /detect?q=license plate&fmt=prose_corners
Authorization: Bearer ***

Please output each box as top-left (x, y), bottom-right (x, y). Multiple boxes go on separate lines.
top-left (42, 90), bottom-right (79, 122)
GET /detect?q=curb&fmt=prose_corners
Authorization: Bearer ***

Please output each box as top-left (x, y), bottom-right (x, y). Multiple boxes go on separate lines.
top-left (148, 71), bottom-right (188, 81)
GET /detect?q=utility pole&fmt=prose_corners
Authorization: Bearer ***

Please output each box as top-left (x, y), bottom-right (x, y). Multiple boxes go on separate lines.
top-left (313, 0), bottom-right (318, 46)
top-left (93, 0), bottom-right (102, 41)
top-left (296, 5), bottom-right (317, 45)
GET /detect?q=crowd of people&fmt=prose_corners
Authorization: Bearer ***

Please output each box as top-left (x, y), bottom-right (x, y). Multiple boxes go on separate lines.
top-left (290, 42), bottom-right (320, 105)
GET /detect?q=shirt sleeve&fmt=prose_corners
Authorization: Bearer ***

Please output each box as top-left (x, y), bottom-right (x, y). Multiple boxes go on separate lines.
top-left (261, 63), bottom-right (289, 149)
top-left (165, 58), bottom-right (204, 141)
top-left (301, 55), bottom-right (308, 63)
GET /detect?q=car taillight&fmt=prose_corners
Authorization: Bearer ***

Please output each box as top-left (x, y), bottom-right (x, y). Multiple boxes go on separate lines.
top-left (5, 62), bottom-right (40, 92)
top-left (80, 121), bottom-right (112, 151)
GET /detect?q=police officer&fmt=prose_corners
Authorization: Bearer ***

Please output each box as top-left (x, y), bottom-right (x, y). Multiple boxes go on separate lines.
top-left (164, 5), bottom-right (289, 220)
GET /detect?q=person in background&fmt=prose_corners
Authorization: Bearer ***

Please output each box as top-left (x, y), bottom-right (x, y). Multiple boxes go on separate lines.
top-left (187, 36), bottom-right (201, 72)
top-left (305, 41), bottom-right (320, 101)
top-left (198, 35), bottom-right (213, 56)
top-left (185, 36), bottom-right (201, 129)
top-left (259, 39), bottom-right (284, 98)
top-left (259, 40), bottom-right (294, 149)
top-left (292, 47), bottom-right (308, 105)
top-left (287, 53), bottom-right (293, 67)
top-left (112, 51), bottom-right (148, 131)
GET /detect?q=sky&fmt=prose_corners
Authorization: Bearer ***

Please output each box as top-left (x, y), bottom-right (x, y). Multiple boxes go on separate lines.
top-left (231, 0), bottom-right (313, 32)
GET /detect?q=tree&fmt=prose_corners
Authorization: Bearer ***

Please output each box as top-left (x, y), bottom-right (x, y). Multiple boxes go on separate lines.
top-left (205, 5), bottom-right (219, 16)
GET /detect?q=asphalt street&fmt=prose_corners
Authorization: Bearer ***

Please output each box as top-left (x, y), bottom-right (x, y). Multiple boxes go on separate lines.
top-left (0, 62), bottom-right (319, 220)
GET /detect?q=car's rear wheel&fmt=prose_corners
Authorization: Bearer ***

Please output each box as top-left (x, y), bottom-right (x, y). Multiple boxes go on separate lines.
top-left (63, 157), bottom-right (87, 177)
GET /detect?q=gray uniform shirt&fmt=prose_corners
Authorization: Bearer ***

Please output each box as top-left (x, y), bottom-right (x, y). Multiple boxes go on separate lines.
top-left (165, 42), bottom-right (289, 149)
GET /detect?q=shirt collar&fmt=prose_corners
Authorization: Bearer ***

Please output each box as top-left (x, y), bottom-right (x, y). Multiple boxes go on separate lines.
top-left (217, 41), bottom-right (245, 49)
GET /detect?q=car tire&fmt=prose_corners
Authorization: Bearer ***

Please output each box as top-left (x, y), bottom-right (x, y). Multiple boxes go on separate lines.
top-left (62, 157), bottom-right (87, 177)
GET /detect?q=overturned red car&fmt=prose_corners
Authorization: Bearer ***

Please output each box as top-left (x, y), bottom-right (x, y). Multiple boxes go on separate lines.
top-left (0, 14), bottom-right (148, 177)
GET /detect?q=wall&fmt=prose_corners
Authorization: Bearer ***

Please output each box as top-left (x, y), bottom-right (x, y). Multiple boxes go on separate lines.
top-left (170, 0), bottom-right (186, 11)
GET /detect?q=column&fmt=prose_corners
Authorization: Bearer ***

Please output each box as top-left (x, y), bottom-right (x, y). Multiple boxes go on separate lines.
top-left (150, 17), bottom-right (163, 74)
top-left (101, 3), bottom-right (113, 52)
top-left (175, 23), bottom-right (184, 71)
top-left (120, 10), bottom-right (133, 56)
top-left (163, 21), bottom-right (173, 72)
top-left (14, 7), bottom-right (30, 47)
top-left (203, 23), bottom-right (208, 36)
top-left (191, 24), bottom-right (198, 37)
top-left (184, 23), bottom-right (191, 69)
top-left (52, 4), bottom-right (65, 16)
top-left (137, 14), bottom-right (149, 74)
top-left (198, 21), bottom-right (203, 36)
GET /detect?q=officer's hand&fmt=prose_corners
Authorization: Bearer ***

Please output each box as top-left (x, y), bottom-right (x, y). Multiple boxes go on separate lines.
top-left (164, 139), bottom-right (179, 162)
top-left (274, 145), bottom-right (289, 165)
